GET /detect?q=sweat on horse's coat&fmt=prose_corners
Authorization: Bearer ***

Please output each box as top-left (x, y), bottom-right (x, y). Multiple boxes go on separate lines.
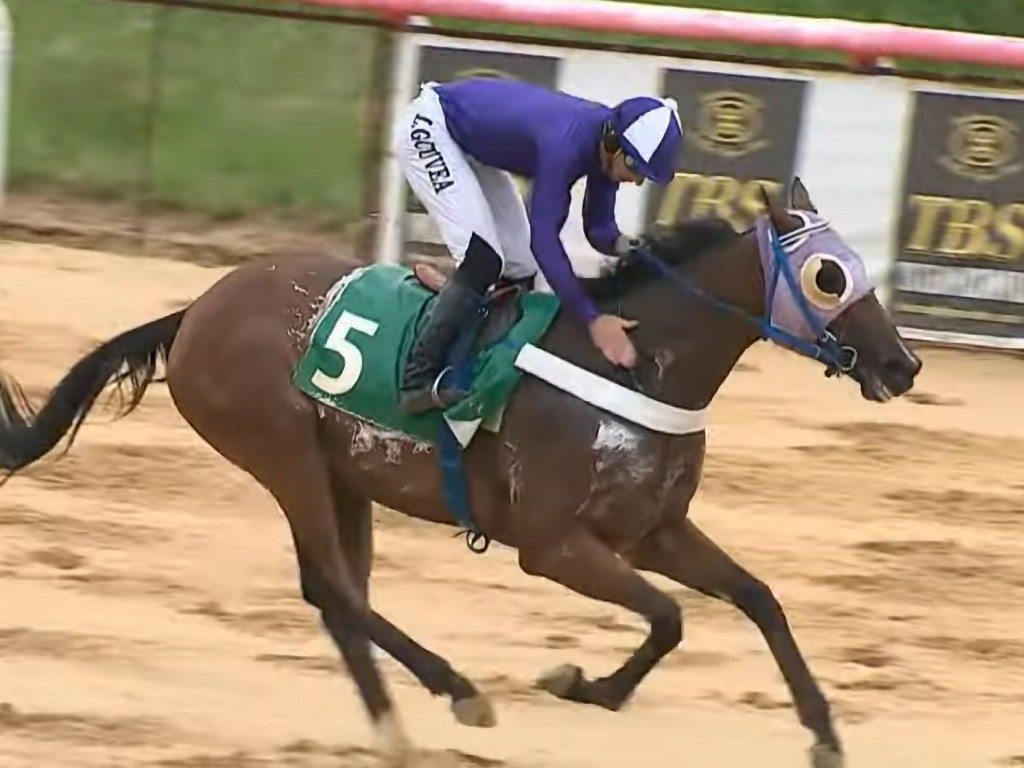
top-left (0, 179), bottom-right (922, 768)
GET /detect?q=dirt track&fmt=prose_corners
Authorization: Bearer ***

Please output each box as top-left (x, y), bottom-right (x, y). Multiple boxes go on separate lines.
top-left (1, 240), bottom-right (1023, 768)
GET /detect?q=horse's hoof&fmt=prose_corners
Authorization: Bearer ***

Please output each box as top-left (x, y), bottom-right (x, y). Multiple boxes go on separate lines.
top-left (810, 743), bottom-right (845, 768)
top-left (378, 744), bottom-right (414, 768)
top-left (451, 694), bottom-right (497, 728)
top-left (535, 663), bottom-right (584, 699)
top-left (374, 711), bottom-right (414, 767)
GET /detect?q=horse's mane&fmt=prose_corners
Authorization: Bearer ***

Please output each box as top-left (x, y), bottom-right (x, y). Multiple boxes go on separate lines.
top-left (580, 216), bottom-right (742, 304)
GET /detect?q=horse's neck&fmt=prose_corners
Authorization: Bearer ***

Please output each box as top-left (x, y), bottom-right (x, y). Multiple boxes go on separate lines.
top-left (625, 239), bottom-right (766, 411)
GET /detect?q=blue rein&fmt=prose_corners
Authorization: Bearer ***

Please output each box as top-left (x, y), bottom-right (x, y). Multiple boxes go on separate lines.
top-left (630, 218), bottom-right (856, 376)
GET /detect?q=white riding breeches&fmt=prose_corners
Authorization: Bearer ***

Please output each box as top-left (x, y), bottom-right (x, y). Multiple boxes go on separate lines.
top-left (392, 83), bottom-right (538, 281)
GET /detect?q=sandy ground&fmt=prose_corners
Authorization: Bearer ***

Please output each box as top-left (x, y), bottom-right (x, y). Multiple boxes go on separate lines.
top-left (0, 240), bottom-right (1022, 768)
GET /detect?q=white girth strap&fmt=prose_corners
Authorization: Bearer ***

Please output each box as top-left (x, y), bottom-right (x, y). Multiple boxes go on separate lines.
top-left (513, 344), bottom-right (709, 435)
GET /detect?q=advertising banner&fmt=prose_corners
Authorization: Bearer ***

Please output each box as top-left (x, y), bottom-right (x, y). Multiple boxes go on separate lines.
top-left (645, 68), bottom-right (808, 233)
top-left (892, 89), bottom-right (1024, 346)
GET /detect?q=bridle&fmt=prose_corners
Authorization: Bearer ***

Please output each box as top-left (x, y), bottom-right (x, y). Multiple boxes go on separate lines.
top-left (620, 214), bottom-right (860, 393)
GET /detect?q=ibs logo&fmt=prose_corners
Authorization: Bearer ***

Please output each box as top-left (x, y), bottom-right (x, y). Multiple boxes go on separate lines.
top-left (691, 90), bottom-right (769, 158)
top-left (940, 114), bottom-right (1023, 182)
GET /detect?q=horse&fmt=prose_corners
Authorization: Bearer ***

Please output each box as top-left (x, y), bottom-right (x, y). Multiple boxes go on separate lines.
top-left (0, 177), bottom-right (921, 768)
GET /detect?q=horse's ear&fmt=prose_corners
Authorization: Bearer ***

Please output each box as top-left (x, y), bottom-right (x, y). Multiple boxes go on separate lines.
top-left (759, 183), bottom-right (791, 233)
top-left (789, 176), bottom-right (817, 213)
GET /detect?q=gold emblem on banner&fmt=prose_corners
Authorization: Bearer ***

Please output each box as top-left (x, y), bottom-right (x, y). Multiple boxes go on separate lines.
top-left (940, 114), bottom-right (1022, 182)
top-left (452, 67), bottom-right (518, 81)
top-left (692, 90), bottom-right (768, 158)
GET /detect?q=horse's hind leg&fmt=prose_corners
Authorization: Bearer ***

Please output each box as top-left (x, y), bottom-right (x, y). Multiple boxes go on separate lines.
top-left (265, 455), bottom-right (413, 766)
top-left (331, 480), bottom-right (374, 602)
top-left (519, 527), bottom-right (682, 712)
top-left (630, 517), bottom-right (843, 768)
top-left (330, 482), bottom-right (496, 728)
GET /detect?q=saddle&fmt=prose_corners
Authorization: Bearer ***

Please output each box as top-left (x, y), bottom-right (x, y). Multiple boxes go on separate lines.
top-left (412, 262), bottom-right (533, 350)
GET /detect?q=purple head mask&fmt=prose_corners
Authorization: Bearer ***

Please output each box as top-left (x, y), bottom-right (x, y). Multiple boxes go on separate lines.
top-left (755, 210), bottom-right (875, 345)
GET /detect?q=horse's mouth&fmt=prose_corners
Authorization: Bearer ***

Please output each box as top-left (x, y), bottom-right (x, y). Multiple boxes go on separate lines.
top-left (855, 365), bottom-right (916, 403)
top-left (860, 372), bottom-right (894, 403)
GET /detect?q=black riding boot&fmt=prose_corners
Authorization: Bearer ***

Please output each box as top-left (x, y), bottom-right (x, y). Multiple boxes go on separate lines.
top-left (398, 235), bottom-right (502, 415)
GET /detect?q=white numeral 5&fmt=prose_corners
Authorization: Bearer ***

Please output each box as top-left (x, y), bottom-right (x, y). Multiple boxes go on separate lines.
top-left (311, 310), bottom-right (380, 395)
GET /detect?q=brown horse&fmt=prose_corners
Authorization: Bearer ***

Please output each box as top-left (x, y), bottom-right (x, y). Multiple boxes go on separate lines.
top-left (0, 178), bottom-right (920, 768)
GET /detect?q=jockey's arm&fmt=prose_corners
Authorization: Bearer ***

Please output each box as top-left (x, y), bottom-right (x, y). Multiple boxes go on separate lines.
top-left (581, 173), bottom-right (622, 257)
top-left (527, 163), bottom-right (602, 327)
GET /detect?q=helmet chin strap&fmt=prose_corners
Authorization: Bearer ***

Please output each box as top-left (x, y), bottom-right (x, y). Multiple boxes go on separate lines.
top-left (599, 117), bottom-right (646, 183)
top-left (600, 118), bottom-right (621, 157)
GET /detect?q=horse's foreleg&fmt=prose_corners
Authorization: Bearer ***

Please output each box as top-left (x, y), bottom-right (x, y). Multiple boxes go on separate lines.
top-left (630, 517), bottom-right (843, 768)
top-left (519, 527), bottom-right (682, 711)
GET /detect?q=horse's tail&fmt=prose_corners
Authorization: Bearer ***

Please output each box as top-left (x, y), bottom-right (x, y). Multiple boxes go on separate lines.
top-left (0, 308), bottom-right (189, 476)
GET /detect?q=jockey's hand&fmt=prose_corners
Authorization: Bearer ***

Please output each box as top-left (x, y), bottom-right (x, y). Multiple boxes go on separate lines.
top-left (589, 314), bottom-right (639, 369)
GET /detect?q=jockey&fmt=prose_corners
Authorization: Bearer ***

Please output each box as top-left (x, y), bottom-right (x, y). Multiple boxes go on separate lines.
top-left (392, 76), bottom-right (683, 415)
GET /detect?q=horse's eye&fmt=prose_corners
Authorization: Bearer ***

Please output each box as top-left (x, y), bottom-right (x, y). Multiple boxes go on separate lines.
top-left (800, 254), bottom-right (852, 310)
top-left (816, 260), bottom-right (846, 296)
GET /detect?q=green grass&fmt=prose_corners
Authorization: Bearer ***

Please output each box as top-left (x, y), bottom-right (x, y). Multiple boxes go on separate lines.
top-left (4, 0), bottom-right (1024, 224)
top-left (7, 0), bottom-right (154, 196)
top-left (5, 0), bottom-right (376, 222)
